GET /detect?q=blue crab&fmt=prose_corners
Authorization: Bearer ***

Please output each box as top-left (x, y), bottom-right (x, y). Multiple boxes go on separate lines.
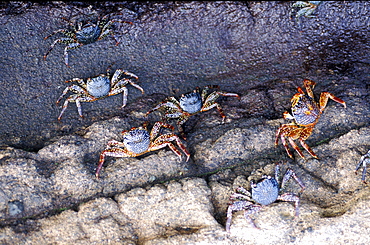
top-left (226, 164), bottom-right (305, 232)
top-left (355, 150), bottom-right (370, 184)
top-left (56, 66), bottom-right (144, 120)
top-left (275, 79), bottom-right (346, 159)
top-left (95, 121), bottom-right (190, 178)
top-left (44, 13), bottom-right (132, 67)
top-left (146, 85), bottom-right (240, 139)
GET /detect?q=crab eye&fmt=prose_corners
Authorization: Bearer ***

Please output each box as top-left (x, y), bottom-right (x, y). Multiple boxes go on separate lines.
top-left (291, 95), bottom-right (301, 107)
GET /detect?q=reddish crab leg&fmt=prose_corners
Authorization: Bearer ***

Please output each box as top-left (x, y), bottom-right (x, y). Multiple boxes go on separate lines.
top-left (276, 79), bottom-right (346, 159)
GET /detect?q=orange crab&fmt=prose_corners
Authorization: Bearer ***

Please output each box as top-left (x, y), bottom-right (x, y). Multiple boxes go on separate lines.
top-left (275, 79), bottom-right (346, 159)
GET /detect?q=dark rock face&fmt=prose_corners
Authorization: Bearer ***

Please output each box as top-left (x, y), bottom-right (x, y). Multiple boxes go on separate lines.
top-left (0, 2), bottom-right (369, 244)
top-left (0, 1), bottom-right (368, 150)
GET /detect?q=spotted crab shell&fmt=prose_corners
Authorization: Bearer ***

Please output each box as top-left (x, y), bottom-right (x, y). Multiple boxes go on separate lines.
top-left (251, 177), bottom-right (279, 206)
top-left (123, 129), bottom-right (150, 154)
top-left (179, 91), bottom-right (202, 114)
top-left (86, 75), bottom-right (111, 98)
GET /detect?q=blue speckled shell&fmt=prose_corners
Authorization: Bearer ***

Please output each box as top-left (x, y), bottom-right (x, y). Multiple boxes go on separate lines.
top-left (86, 75), bottom-right (111, 98)
top-left (179, 92), bottom-right (202, 114)
top-left (252, 178), bottom-right (279, 206)
top-left (292, 95), bottom-right (320, 125)
top-left (123, 129), bottom-right (150, 154)
top-left (76, 25), bottom-right (101, 44)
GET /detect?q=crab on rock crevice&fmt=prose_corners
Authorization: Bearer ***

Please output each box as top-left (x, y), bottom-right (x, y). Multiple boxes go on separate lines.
top-left (226, 164), bottom-right (305, 232)
top-left (146, 85), bottom-right (240, 139)
top-left (95, 121), bottom-right (190, 178)
top-left (44, 13), bottom-right (132, 67)
top-left (275, 79), bottom-right (346, 159)
top-left (56, 66), bottom-right (144, 120)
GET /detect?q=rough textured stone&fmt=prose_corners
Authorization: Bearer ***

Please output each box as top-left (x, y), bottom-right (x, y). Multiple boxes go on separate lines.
top-left (0, 1), bottom-right (369, 244)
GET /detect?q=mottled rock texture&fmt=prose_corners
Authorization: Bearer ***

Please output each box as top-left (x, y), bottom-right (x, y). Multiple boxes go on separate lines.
top-left (0, 1), bottom-right (369, 244)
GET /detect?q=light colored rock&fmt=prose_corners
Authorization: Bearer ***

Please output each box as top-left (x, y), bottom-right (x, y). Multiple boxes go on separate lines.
top-left (115, 178), bottom-right (220, 243)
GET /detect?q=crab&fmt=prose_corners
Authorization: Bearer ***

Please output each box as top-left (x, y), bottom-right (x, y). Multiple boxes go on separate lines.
top-left (44, 13), bottom-right (132, 67)
top-left (145, 85), bottom-right (240, 139)
top-left (95, 121), bottom-right (191, 178)
top-left (56, 66), bottom-right (144, 120)
top-left (291, 1), bottom-right (322, 19)
top-left (226, 164), bottom-right (305, 232)
top-left (275, 79), bottom-right (346, 159)
top-left (355, 150), bottom-right (370, 184)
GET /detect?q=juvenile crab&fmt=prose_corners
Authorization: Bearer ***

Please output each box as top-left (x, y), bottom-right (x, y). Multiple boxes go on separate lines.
top-left (226, 164), bottom-right (305, 232)
top-left (44, 13), bottom-right (132, 67)
top-left (291, 1), bottom-right (322, 18)
top-left (355, 150), bottom-right (370, 184)
top-left (275, 79), bottom-right (346, 159)
top-left (95, 121), bottom-right (190, 178)
top-left (146, 85), bottom-right (240, 139)
top-left (56, 66), bottom-right (144, 120)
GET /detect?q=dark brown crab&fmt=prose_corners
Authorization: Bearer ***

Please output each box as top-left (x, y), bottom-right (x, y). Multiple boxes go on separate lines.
top-left (44, 13), bottom-right (132, 67)
top-left (146, 85), bottom-right (240, 139)
top-left (275, 79), bottom-right (346, 159)
top-left (226, 164), bottom-right (305, 232)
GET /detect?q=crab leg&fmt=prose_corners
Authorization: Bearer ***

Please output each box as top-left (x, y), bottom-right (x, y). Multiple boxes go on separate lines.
top-left (243, 205), bottom-right (262, 229)
top-left (277, 193), bottom-right (300, 217)
top-left (111, 69), bottom-right (139, 87)
top-left (226, 200), bottom-right (257, 232)
top-left (109, 78), bottom-right (145, 108)
top-left (171, 136), bottom-right (191, 161)
top-left (288, 137), bottom-right (306, 159)
top-left (105, 139), bottom-right (126, 148)
top-left (201, 90), bottom-right (239, 123)
top-left (355, 162), bottom-right (367, 184)
top-left (150, 121), bottom-right (175, 139)
top-left (146, 97), bottom-right (182, 116)
top-left (355, 151), bottom-right (370, 184)
top-left (277, 124), bottom-right (316, 159)
top-left (280, 168), bottom-right (306, 192)
top-left (279, 136), bottom-right (294, 159)
top-left (299, 138), bottom-right (317, 159)
top-left (150, 140), bottom-right (182, 159)
top-left (56, 87), bottom-right (96, 120)
top-left (235, 186), bottom-right (251, 196)
top-left (302, 79), bottom-right (316, 98)
top-left (127, 80), bottom-right (145, 94)
top-left (64, 43), bottom-right (84, 67)
top-left (151, 134), bottom-right (190, 161)
top-left (215, 91), bottom-right (240, 99)
top-left (200, 85), bottom-right (220, 101)
top-left (319, 92), bottom-right (347, 113)
top-left (96, 146), bottom-right (132, 178)
top-left (275, 124), bottom-right (298, 159)
top-left (201, 101), bottom-right (219, 113)
top-left (121, 87), bottom-right (128, 108)
top-left (56, 84), bottom-right (80, 104)
top-left (296, 127), bottom-right (318, 159)
top-left (102, 29), bottom-right (121, 46)
top-left (176, 115), bottom-right (191, 140)
top-left (66, 78), bottom-right (87, 88)
top-left (100, 19), bottom-right (133, 46)
top-left (43, 37), bottom-right (75, 61)
top-left (57, 95), bottom-right (95, 120)
top-left (108, 79), bottom-right (129, 107)
top-left (44, 29), bottom-right (70, 40)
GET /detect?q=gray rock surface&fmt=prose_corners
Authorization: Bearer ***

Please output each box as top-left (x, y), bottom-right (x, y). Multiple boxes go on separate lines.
top-left (0, 1), bottom-right (369, 244)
